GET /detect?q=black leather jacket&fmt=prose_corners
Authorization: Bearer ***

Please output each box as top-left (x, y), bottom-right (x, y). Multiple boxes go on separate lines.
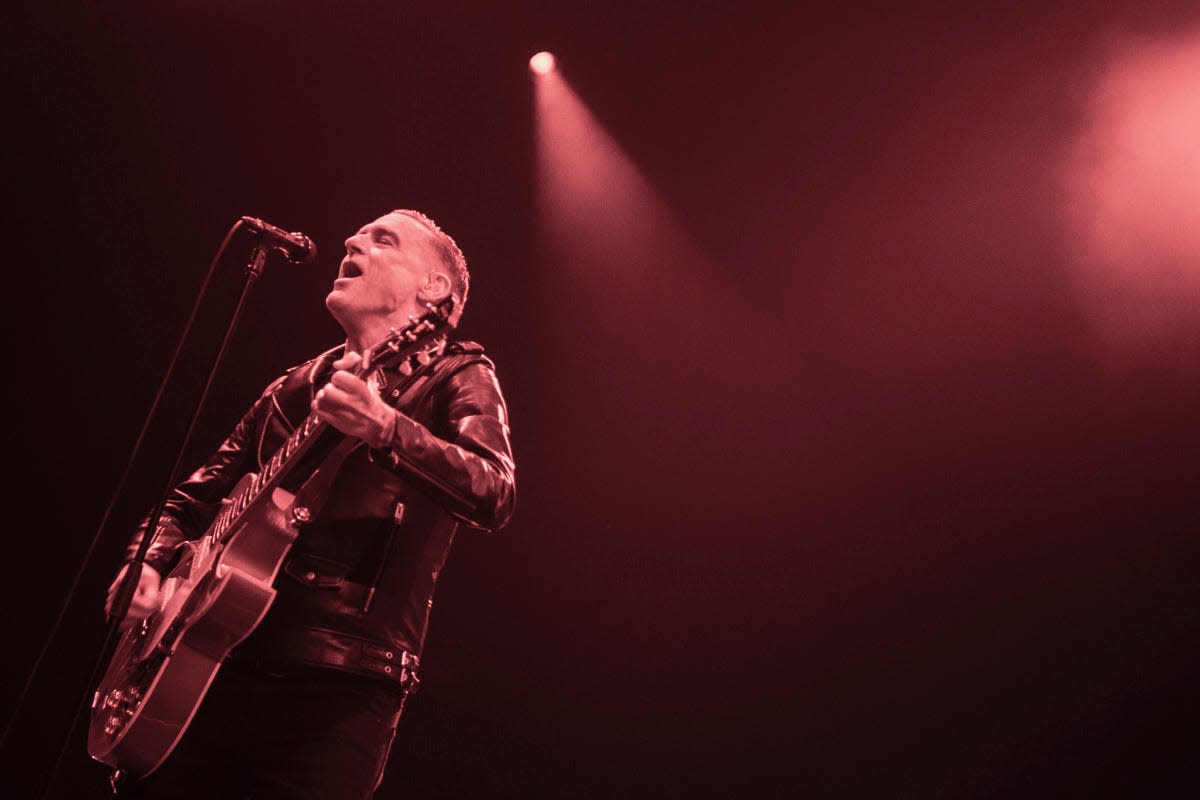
top-left (126, 339), bottom-right (515, 685)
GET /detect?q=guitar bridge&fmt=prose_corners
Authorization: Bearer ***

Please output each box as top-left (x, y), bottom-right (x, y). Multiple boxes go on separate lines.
top-left (98, 686), bottom-right (142, 736)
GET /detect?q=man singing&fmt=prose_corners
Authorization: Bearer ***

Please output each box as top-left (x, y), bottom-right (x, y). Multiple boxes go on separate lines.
top-left (105, 209), bottom-right (516, 798)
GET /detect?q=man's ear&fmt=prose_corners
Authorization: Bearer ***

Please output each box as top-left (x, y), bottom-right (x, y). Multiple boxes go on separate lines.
top-left (417, 270), bottom-right (453, 305)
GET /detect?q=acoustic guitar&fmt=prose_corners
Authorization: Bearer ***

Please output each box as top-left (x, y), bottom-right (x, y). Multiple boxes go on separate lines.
top-left (88, 298), bottom-right (452, 778)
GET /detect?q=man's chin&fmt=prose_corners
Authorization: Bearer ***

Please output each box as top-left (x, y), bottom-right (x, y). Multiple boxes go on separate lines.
top-left (325, 290), bottom-right (351, 318)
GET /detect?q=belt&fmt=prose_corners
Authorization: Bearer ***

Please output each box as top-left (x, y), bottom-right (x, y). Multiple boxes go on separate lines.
top-left (230, 626), bottom-right (419, 692)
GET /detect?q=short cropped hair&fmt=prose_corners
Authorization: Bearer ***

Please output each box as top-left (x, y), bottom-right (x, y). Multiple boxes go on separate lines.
top-left (392, 209), bottom-right (469, 323)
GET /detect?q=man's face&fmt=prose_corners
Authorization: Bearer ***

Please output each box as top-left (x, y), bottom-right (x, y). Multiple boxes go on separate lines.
top-left (325, 212), bottom-right (442, 324)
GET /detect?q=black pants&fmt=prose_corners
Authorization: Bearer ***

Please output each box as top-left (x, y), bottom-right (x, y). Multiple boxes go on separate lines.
top-left (120, 660), bottom-right (407, 799)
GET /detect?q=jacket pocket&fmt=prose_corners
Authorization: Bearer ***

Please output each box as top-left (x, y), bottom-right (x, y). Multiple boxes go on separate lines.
top-left (282, 552), bottom-right (350, 589)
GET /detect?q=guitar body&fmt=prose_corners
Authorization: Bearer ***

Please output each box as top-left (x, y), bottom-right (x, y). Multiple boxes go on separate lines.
top-left (88, 476), bottom-right (299, 776)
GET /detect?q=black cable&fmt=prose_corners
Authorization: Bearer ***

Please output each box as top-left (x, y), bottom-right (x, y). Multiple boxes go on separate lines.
top-left (0, 219), bottom-right (245, 771)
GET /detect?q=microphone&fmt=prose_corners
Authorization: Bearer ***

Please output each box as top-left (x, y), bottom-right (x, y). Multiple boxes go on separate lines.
top-left (240, 216), bottom-right (317, 264)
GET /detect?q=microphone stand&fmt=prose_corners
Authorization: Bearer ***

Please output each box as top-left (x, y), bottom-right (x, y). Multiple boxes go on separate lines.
top-left (40, 222), bottom-right (279, 798)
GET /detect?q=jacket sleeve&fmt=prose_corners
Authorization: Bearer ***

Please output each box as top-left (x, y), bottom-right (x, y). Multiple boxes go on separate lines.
top-left (372, 359), bottom-right (516, 531)
top-left (124, 383), bottom-right (275, 575)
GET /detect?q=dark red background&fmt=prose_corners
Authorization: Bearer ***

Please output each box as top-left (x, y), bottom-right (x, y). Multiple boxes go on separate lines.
top-left (4, 2), bottom-right (1198, 797)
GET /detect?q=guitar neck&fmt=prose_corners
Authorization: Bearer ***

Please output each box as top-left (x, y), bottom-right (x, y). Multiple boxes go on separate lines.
top-left (209, 411), bottom-right (329, 542)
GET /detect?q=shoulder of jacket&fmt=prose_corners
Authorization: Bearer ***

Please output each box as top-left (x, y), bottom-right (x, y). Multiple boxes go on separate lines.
top-left (445, 339), bottom-right (486, 356)
top-left (260, 372), bottom-right (289, 398)
top-left (441, 339), bottom-right (495, 371)
top-left (266, 343), bottom-right (342, 396)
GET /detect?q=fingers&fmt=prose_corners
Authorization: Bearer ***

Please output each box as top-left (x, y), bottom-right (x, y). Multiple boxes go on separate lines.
top-left (107, 585), bottom-right (156, 615)
top-left (106, 564), bottom-right (160, 620)
top-left (314, 375), bottom-right (381, 420)
top-left (329, 370), bottom-right (373, 396)
top-left (107, 595), bottom-right (154, 624)
top-left (105, 565), bottom-right (129, 615)
top-left (312, 386), bottom-right (357, 436)
top-left (314, 384), bottom-right (354, 416)
top-left (107, 565), bottom-right (129, 598)
top-left (330, 351), bottom-right (363, 371)
top-left (119, 585), bottom-right (159, 622)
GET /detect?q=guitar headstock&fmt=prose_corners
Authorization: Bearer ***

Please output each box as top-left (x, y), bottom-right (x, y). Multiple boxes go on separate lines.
top-left (366, 296), bottom-right (455, 373)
